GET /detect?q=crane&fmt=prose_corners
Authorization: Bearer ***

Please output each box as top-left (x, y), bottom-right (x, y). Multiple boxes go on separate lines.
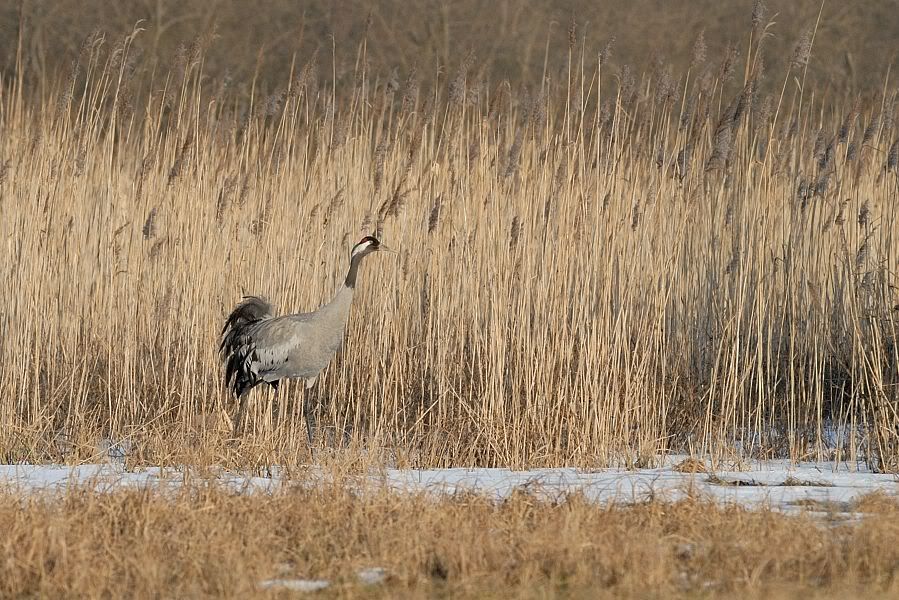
top-left (220, 235), bottom-right (393, 437)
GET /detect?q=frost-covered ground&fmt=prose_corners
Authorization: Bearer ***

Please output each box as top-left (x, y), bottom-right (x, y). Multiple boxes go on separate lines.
top-left (0, 463), bottom-right (279, 494)
top-left (1, 455), bottom-right (897, 519)
top-left (259, 567), bottom-right (387, 593)
top-left (374, 458), bottom-right (899, 520)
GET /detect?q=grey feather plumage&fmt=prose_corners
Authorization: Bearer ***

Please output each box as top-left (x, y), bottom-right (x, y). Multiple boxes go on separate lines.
top-left (220, 236), bottom-right (389, 405)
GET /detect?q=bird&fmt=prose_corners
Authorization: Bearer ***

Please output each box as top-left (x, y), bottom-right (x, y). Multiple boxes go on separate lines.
top-left (220, 235), bottom-right (393, 437)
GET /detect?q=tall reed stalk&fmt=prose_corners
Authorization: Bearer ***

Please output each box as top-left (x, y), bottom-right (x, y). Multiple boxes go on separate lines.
top-left (1, 14), bottom-right (897, 470)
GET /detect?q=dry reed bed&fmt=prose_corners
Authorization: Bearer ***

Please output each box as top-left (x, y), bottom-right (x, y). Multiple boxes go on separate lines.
top-left (0, 12), bottom-right (897, 469)
top-left (2, 482), bottom-right (899, 598)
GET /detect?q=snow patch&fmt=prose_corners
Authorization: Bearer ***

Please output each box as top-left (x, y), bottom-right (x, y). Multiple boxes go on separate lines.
top-left (258, 578), bottom-right (330, 592)
top-left (0, 463), bottom-right (278, 494)
top-left (357, 567), bottom-right (387, 585)
top-left (1, 455), bottom-right (897, 519)
top-left (370, 456), bottom-right (899, 515)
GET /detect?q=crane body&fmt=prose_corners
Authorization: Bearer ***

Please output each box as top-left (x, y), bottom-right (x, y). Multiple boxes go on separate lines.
top-left (220, 235), bottom-right (391, 435)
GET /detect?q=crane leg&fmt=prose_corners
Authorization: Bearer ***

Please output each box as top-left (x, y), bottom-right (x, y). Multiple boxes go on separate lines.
top-left (232, 394), bottom-right (249, 436)
top-left (269, 380), bottom-right (281, 426)
top-left (303, 388), bottom-right (314, 447)
top-left (302, 376), bottom-right (318, 447)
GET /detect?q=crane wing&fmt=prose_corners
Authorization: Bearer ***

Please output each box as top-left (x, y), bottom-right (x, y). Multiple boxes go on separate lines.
top-left (246, 317), bottom-right (316, 381)
top-left (221, 295), bottom-right (277, 334)
top-left (220, 295), bottom-right (279, 397)
top-left (220, 309), bottom-right (320, 396)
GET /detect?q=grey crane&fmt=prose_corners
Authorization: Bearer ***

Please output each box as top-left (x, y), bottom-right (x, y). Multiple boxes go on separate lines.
top-left (220, 235), bottom-right (393, 436)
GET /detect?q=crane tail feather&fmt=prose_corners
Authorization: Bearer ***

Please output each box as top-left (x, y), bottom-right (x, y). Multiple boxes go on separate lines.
top-left (221, 296), bottom-right (275, 335)
top-left (220, 295), bottom-right (277, 398)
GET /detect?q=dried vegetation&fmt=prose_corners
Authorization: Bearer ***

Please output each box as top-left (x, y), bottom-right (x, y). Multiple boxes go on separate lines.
top-left (2, 482), bottom-right (899, 598)
top-left (0, 3), bottom-right (897, 472)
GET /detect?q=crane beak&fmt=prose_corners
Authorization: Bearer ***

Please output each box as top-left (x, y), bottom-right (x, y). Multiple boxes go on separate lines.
top-left (377, 243), bottom-right (398, 254)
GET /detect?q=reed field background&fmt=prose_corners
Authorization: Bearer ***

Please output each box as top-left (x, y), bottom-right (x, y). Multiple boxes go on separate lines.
top-left (0, 0), bottom-right (898, 472)
top-left (4, 1), bottom-right (899, 598)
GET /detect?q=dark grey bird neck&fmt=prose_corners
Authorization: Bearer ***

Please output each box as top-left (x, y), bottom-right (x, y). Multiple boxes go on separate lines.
top-left (344, 252), bottom-right (366, 288)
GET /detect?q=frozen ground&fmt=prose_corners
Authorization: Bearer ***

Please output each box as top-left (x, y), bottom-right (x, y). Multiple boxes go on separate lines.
top-left (373, 458), bottom-right (899, 519)
top-left (0, 463), bottom-right (279, 494)
top-left (258, 566), bottom-right (387, 592)
top-left (1, 455), bottom-right (897, 519)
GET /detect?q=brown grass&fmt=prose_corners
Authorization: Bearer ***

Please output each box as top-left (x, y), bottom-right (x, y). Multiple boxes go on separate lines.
top-left (0, 4), bottom-right (898, 471)
top-left (1, 8), bottom-right (899, 597)
top-left (3, 481), bottom-right (899, 598)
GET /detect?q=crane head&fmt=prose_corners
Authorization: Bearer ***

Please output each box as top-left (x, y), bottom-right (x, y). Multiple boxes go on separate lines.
top-left (351, 235), bottom-right (395, 257)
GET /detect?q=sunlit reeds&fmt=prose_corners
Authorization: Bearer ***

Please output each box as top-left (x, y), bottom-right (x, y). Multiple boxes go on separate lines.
top-left (0, 13), bottom-right (897, 470)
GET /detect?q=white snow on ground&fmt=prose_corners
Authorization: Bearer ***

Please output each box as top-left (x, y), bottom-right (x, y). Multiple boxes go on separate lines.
top-left (1, 456), bottom-right (897, 518)
top-left (356, 567), bottom-right (388, 585)
top-left (0, 464), bottom-right (278, 494)
top-left (258, 578), bottom-right (330, 592)
top-left (373, 458), bottom-right (899, 517)
top-left (257, 567), bottom-right (388, 593)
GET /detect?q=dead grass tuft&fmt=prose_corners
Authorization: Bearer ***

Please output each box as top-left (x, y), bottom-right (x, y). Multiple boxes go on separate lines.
top-left (0, 484), bottom-right (898, 598)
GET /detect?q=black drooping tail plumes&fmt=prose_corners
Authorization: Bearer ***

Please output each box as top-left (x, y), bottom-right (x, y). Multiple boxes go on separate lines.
top-left (219, 295), bottom-right (275, 399)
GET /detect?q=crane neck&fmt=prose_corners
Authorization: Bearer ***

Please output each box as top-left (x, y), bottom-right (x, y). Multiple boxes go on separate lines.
top-left (343, 252), bottom-right (367, 288)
